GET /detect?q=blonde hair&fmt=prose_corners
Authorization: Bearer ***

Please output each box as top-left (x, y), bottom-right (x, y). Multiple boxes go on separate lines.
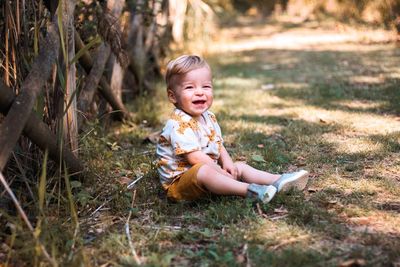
top-left (165, 55), bottom-right (209, 90)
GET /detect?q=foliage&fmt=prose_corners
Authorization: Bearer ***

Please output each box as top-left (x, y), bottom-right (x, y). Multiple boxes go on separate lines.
top-left (212, 0), bottom-right (400, 33)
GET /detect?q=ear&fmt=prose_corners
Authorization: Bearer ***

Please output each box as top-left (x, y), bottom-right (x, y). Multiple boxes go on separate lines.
top-left (167, 89), bottom-right (177, 104)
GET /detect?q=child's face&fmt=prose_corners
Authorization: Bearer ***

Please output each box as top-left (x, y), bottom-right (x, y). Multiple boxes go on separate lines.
top-left (168, 66), bottom-right (213, 119)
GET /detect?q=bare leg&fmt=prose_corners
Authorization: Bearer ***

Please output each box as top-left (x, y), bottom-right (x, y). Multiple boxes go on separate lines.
top-left (197, 164), bottom-right (249, 196)
top-left (235, 162), bottom-right (280, 185)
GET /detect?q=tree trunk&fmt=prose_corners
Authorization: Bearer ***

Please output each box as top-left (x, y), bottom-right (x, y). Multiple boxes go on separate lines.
top-left (169, 0), bottom-right (188, 44)
top-left (0, 24), bottom-right (60, 171)
top-left (61, 0), bottom-right (78, 155)
top-left (107, 0), bottom-right (126, 102)
top-left (127, 0), bottom-right (146, 94)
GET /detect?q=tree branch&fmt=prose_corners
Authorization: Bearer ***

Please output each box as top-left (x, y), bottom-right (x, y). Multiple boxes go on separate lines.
top-left (0, 82), bottom-right (84, 176)
top-left (78, 42), bottom-right (111, 128)
top-left (74, 30), bottom-right (129, 121)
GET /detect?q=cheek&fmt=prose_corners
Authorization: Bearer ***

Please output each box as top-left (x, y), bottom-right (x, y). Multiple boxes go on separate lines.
top-left (181, 91), bottom-right (193, 100)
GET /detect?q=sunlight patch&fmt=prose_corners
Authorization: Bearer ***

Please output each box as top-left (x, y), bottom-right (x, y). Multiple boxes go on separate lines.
top-left (333, 100), bottom-right (384, 111)
top-left (295, 107), bottom-right (400, 135)
top-left (252, 220), bottom-right (312, 245)
top-left (215, 77), bottom-right (259, 88)
top-left (349, 114), bottom-right (400, 134)
top-left (349, 75), bottom-right (384, 84)
top-left (323, 133), bottom-right (384, 154)
top-left (210, 29), bottom-right (393, 52)
top-left (274, 82), bottom-right (309, 90)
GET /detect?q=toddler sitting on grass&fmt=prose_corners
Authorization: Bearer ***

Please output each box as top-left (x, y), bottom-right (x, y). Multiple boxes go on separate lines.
top-left (156, 55), bottom-right (309, 202)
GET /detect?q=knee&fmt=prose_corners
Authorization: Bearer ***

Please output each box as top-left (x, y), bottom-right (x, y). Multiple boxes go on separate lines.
top-left (196, 164), bottom-right (214, 183)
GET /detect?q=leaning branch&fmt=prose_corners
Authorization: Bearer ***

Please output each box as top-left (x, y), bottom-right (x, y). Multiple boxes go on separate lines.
top-left (0, 82), bottom-right (84, 176)
top-left (0, 24), bottom-right (60, 171)
top-left (78, 42), bottom-right (111, 128)
top-left (74, 30), bottom-right (129, 121)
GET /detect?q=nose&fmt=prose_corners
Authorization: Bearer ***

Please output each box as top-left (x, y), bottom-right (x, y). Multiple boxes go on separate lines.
top-left (194, 87), bottom-right (204, 95)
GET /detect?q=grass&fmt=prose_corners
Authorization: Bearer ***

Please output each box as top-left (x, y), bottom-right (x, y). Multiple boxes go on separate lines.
top-left (2, 17), bottom-right (400, 266)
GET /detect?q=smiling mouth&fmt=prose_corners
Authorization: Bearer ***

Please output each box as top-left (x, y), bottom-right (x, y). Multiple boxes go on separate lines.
top-left (192, 100), bottom-right (206, 105)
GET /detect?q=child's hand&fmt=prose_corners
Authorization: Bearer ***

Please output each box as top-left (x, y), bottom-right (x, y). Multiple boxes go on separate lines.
top-left (223, 162), bottom-right (239, 179)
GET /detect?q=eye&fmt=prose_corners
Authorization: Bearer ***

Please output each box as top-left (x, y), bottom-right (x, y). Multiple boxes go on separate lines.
top-left (185, 86), bottom-right (194, 90)
top-left (203, 85), bottom-right (212, 90)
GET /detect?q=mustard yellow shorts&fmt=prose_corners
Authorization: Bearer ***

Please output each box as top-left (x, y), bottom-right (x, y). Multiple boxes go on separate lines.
top-left (166, 163), bottom-right (208, 201)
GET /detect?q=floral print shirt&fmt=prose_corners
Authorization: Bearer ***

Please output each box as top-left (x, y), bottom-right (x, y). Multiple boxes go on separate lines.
top-left (156, 108), bottom-right (223, 189)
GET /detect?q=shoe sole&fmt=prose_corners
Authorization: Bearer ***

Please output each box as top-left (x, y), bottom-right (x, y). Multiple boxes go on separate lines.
top-left (280, 170), bottom-right (309, 192)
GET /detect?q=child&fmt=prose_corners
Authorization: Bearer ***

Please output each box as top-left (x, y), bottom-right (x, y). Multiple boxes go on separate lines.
top-left (156, 55), bottom-right (309, 203)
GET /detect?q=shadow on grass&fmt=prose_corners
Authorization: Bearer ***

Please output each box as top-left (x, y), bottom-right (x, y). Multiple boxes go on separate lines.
top-left (212, 47), bottom-right (400, 116)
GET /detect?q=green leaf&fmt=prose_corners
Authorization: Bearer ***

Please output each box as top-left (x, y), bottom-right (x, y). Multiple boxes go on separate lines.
top-left (70, 35), bottom-right (101, 65)
top-left (201, 228), bottom-right (213, 238)
top-left (57, 0), bottom-right (67, 63)
top-left (251, 154), bottom-right (266, 163)
top-left (38, 150), bottom-right (48, 213)
top-left (208, 249), bottom-right (219, 260)
top-left (76, 190), bottom-right (92, 206)
top-left (70, 181), bottom-right (82, 189)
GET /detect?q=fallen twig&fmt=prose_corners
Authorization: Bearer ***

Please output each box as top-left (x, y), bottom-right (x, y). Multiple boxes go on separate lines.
top-left (127, 175), bottom-right (144, 189)
top-left (125, 189), bottom-right (141, 265)
top-left (269, 214), bottom-right (289, 221)
top-left (256, 203), bottom-right (269, 219)
top-left (271, 234), bottom-right (309, 250)
top-left (141, 225), bottom-right (182, 230)
top-left (89, 198), bottom-right (112, 217)
top-left (0, 171), bottom-right (57, 266)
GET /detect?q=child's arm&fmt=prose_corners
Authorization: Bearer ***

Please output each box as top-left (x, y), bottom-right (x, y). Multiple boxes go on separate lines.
top-left (218, 145), bottom-right (239, 179)
top-left (185, 151), bottom-right (233, 178)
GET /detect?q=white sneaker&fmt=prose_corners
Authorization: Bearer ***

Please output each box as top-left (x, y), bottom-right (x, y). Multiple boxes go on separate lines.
top-left (247, 184), bottom-right (277, 203)
top-left (273, 170), bottom-right (309, 192)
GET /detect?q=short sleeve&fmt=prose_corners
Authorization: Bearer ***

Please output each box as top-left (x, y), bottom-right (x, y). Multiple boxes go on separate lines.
top-left (208, 111), bottom-right (224, 143)
top-left (170, 121), bottom-right (201, 155)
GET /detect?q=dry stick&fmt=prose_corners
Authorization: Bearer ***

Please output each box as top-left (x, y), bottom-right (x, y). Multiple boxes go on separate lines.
top-left (0, 24), bottom-right (60, 171)
top-left (77, 42), bottom-right (111, 129)
top-left (74, 30), bottom-right (129, 121)
top-left (0, 171), bottom-right (57, 266)
top-left (125, 189), bottom-right (141, 265)
top-left (0, 82), bottom-right (84, 176)
top-left (271, 235), bottom-right (309, 251)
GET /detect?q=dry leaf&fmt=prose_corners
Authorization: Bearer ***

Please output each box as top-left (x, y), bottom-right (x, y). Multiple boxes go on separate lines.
top-left (118, 176), bottom-right (133, 185)
top-left (236, 156), bottom-right (247, 161)
top-left (257, 144), bottom-right (265, 148)
top-left (349, 217), bottom-right (371, 225)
